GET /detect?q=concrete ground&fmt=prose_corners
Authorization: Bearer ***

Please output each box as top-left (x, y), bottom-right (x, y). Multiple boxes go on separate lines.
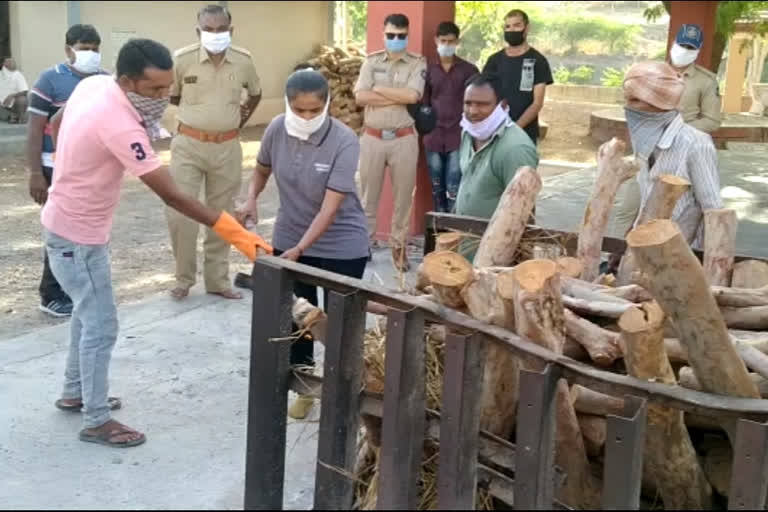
top-left (0, 246), bottom-right (408, 511)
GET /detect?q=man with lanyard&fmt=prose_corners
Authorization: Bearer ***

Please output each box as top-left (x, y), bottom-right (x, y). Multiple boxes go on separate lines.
top-left (670, 24), bottom-right (721, 134)
top-left (607, 61), bottom-right (722, 273)
top-left (354, 13), bottom-right (426, 272)
top-left (26, 24), bottom-right (104, 318)
top-left (455, 74), bottom-right (539, 260)
top-left (482, 9), bottom-right (553, 145)
top-left (0, 57), bottom-right (28, 124)
top-left (167, 4), bottom-right (262, 301)
top-left (45, 38), bottom-right (270, 448)
top-left (422, 21), bottom-right (479, 214)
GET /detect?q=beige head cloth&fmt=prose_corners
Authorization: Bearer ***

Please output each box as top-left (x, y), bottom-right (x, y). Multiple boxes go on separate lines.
top-left (623, 61), bottom-right (685, 110)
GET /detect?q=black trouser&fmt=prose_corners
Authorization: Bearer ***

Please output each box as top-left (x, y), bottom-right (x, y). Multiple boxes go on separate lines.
top-left (273, 249), bottom-right (368, 368)
top-left (39, 166), bottom-right (70, 304)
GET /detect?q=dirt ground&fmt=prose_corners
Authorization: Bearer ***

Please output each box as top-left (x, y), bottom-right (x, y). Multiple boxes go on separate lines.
top-left (0, 102), bottom-right (599, 340)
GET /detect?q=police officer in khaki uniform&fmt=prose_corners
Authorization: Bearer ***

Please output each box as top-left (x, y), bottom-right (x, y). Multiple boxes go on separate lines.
top-left (354, 13), bottom-right (426, 272)
top-left (167, 4), bottom-right (261, 300)
top-left (669, 23), bottom-right (722, 134)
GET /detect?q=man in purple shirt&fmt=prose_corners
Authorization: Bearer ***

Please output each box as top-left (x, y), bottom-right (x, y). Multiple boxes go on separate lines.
top-left (423, 21), bottom-right (478, 213)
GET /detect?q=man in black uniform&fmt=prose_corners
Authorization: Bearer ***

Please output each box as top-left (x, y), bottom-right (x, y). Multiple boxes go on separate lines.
top-left (483, 9), bottom-right (553, 144)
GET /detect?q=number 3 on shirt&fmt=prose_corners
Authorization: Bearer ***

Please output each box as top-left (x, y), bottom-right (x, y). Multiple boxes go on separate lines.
top-left (130, 142), bottom-right (146, 161)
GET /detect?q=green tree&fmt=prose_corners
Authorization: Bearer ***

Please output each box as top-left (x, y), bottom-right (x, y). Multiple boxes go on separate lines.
top-left (599, 22), bottom-right (642, 54)
top-left (570, 65), bottom-right (596, 84)
top-left (644, 1), bottom-right (768, 71)
top-left (601, 66), bottom-right (628, 87)
top-left (553, 65), bottom-right (572, 83)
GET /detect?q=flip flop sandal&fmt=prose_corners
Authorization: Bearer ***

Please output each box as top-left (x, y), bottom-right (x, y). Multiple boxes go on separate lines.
top-left (55, 397), bottom-right (122, 412)
top-left (79, 428), bottom-right (146, 448)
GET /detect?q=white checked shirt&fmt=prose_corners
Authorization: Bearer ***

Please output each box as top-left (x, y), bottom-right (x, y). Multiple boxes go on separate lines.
top-left (635, 113), bottom-right (723, 247)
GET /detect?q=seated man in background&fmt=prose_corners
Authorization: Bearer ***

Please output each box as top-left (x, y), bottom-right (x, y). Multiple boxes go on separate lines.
top-left (669, 23), bottom-right (722, 134)
top-left (454, 74), bottom-right (539, 259)
top-left (612, 61), bottom-right (722, 261)
top-left (0, 57), bottom-right (28, 123)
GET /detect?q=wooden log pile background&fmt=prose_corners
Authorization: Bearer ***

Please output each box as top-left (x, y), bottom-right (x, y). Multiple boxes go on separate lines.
top-left (346, 136), bottom-right (768, 510)
top-left (305, 45), bottom-right (366, 133)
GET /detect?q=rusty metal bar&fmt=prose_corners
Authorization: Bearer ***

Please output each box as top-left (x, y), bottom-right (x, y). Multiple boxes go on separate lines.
top-left (728, 419), bottom-right (768, 510)
top-left (244, 260), bottom-right (294, 510)
top-left (313, 291), bottom-right (367, 510)
top-left (515, 364), bottom-right (559, 510)
top-left (377, 308), bottom-right (426, 510)
top-left (602, 396), bottom-right (648, 510)
top-left (437, 332), bottom-right (486, 510)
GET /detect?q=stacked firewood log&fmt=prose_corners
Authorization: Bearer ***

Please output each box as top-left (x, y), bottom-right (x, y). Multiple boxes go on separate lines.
top-left (305, 45), bottom-right (365, 133)
top-left (354, 137), bottom-right (768, 510)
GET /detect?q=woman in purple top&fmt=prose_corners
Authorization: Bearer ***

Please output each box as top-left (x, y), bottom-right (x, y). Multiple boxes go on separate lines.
top-left (236, 67), bottom-right (369, 420)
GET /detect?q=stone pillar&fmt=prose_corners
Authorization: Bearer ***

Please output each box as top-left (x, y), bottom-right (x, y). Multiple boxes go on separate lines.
top-left (667, 1), bottom-right (719, 71)
top-left (723, 33), bottom-right (750, 113)
top-left (365, 1), bottom-right (456, 242)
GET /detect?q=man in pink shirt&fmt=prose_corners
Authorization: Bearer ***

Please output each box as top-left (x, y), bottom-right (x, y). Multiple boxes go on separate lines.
top-left (44, 38), bottom-right (271, 448)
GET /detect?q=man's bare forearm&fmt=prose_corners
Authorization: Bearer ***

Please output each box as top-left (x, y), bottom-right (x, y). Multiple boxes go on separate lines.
top-left (26, 115), bottom-right (46, 175)
top-left (240, 94), bottom-right (262, 129)
top-left (516, 103), bottom-right (542, 129)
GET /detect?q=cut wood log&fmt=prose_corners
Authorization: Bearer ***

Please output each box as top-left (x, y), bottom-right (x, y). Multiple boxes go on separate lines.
top-left (626, 220), bottom-right (760, 402)
top-left (564, 337), bottom-right (590, 361)
top-left (731, 336), bottom-right (768, 380)
top-left (619, 302), bottom-right (713, 510)
top-left (711, 285), bottom-right (768, 307)
top-left (577, 137), bottom-right (640, 281)
top-left (292, 297), bottom-right (327, 341)
top-left (556, 257), bottom-right (584, 279)
top-left (421, 250), bottom-right (473, 309)
top-left (460, 268), bottom-right (510, 329)
top-left (732, 259), bottom-right (768, 289)
top-left (616, 174), bottom-right (690, 286)
top-left (721, 305), bottom-right (768, 330)
top-left (561, 295), bottom-right (634, 319)
top-left (507, 259), bottom-right (599, 509)
top-left (564, 309), bottom-right (622, 367)
top-left (576, 414), bottom-right (606, 457)
top-left (435, 232), bottom-right (462, 252)
top-left (569, 384), bottom-right (624, 416)
top-left (602, 284), bottom-right (653, 303)
top-left (415, 263), bottom-right (429, 292)
top-left (702, 442), bottom-right (733, 497)
top-left (561, 277), bottom-right (632, 305)
top-left (593, 273), bottom-right (616, 287)
top-left (702, 208), bottom-right (738, 286)
top-left (474, 166), bottom-right (541, 267)
top-left (679, 366), bottom-right (768, 397)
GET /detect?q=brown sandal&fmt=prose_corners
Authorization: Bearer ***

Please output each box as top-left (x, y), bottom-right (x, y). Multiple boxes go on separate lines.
top-left (79, 424), bottom-right (146, 448)
top-left (55, 397), bottom-right (121, 412)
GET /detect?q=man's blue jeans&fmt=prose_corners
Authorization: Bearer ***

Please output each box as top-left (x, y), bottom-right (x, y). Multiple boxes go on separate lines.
top-left (44, 229), bottom-right (118, 429)
top-left (426, 150), bottom-right (461, 213)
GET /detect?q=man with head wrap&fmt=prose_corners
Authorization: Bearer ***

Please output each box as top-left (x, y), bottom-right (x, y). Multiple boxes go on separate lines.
top-left (609, 61), bottom-right (722, 267)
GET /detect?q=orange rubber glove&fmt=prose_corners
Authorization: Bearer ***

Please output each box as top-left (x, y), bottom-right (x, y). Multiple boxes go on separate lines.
top-left (212, 211), bottom-right (273, 261)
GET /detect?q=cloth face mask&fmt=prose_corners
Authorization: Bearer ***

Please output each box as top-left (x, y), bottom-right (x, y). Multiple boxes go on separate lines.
top-left (284, 96), bottom-right (329, 141)
top-left (460, 103), bottom-right (509, 140)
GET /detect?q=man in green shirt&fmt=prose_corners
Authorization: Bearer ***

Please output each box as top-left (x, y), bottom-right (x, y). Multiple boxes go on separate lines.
top-left (455, 74), bottom-right (539, 221)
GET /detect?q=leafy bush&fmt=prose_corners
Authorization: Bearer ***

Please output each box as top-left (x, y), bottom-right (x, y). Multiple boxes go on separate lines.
top-left (601, 66), bottom-right (627, 88)
top-left (553, 66), bottom-right (571, 84)
top-left (570, 65), bottom-right (595, 84)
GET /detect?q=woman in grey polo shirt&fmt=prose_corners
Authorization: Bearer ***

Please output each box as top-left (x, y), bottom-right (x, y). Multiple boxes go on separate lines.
top-left (236, 68), bottom-right (369, 419)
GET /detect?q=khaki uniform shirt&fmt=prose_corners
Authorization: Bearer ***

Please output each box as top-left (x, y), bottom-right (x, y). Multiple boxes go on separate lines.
top-left (677, 64), bottom-right (721, 134)
top-left (171, 43), bottom-right (261, 132)
top-left (354, 50), bottom-right (426, 130)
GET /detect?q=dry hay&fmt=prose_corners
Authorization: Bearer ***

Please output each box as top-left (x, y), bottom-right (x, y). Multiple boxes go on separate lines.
top-left (354, 319), bottom-right (494, 510)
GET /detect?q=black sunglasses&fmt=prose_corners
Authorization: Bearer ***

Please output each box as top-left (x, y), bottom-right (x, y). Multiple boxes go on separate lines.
top-left (385, 33), bottom-right (408, 40)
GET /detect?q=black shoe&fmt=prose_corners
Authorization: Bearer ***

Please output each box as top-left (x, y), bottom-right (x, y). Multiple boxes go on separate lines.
top-left (234, 272), bottom-right (253, 290)
top-left (39, 299), bottom-right (73, 318)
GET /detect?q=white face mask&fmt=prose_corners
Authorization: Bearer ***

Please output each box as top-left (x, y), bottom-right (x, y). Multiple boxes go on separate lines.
top-left (71, 49), bottom-right (101, 75)
top-left (437, 44), bottom-right (457, 58)
top-left (284, 96), bottom-right (329, 141)
top-left (460, 103), bottom-right (509, 140)
top-left (200, 30), bottom-right (231, 54)
top-left (669, 43), bottom-right (699, 68)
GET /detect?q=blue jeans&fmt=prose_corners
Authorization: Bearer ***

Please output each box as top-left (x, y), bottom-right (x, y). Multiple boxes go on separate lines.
top-left (44, 229), bottom-right (118, 429)
top-left (426, 150), bottom-right (461, 213)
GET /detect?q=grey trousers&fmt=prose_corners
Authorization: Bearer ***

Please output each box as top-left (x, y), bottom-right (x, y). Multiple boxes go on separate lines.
top-left (44, 229), bottom-right (118, 428)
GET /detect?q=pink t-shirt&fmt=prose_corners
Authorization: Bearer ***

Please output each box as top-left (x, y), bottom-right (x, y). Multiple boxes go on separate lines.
top-left (41, 75), bottom-right (161, 245)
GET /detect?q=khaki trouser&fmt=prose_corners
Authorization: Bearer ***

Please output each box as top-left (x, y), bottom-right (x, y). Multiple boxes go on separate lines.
top-left (166, 133), bottom-right (243, 292)
top-left (0, 95), bottom-right (28, 123)
top-left (609, 178), bottom-right (642, 238)
top-left (358, 132), bottom-right (419, 248)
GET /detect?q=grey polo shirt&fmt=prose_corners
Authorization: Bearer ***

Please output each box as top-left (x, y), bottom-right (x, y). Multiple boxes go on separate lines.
top-left (257, 114), bottom-right (369, 259)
